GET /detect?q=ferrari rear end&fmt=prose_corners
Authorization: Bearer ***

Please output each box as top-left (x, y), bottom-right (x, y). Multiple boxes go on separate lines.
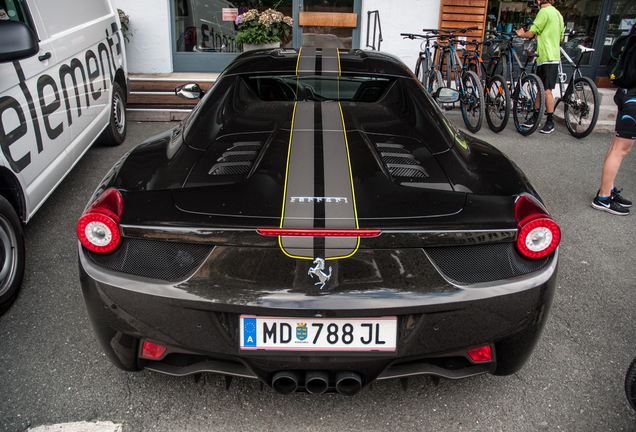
top-left (77, 48), bottom-right (559, 395)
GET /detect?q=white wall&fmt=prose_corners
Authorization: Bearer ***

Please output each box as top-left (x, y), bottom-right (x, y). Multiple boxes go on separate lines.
top-left (360, 0), bottom-right (441, 73)
top-left (114, 0), bottom-right (172, 73)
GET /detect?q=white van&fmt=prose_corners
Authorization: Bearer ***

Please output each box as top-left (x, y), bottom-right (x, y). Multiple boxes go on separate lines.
top-left (0, 0), bottom-right (128, 314)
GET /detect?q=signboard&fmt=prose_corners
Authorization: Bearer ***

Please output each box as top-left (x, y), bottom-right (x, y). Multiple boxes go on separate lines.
top-left (222, 8), bottom-right (238, 21)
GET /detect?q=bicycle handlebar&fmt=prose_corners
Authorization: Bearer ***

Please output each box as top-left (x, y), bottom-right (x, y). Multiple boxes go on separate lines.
top-left (401, 33), bottom-right (437, 40)
top-left (486, 30), bottom-right (520, 39)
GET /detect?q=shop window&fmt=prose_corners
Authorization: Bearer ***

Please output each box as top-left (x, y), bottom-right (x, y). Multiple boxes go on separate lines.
top-left (173, 0), bottom-right (293, 53)
top-left (602, 0), bottom-right (636, 65)
top-left (300, 0), bottom-right (354, 48)
top-left (558, 0), bottom-right (601, 65)
top-left (486, 0), bottom-right (602, 65)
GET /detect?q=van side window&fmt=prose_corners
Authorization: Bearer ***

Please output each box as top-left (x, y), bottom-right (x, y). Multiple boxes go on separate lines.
top-left (0, 0), bottom-right (34, 31)
top-left (32, 0), bottom-right (109, 36)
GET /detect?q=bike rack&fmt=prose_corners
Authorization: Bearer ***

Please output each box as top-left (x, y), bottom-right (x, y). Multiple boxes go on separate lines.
top-left (366, 10), bottom-right (383, 51)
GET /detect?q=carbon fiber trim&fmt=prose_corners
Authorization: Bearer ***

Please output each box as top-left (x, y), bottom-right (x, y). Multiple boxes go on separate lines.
top-left (375, 143), bottom-right (429, 179)
top-left (424, 242), bottom-right (551, 285)
top-left (85, 238), bottom-right (213, 281)
top-left (208, 142), bottom-right (262, 176)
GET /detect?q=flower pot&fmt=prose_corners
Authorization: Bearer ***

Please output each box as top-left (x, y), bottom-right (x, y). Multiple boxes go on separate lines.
top-left (242, 42), bottom-right (281, 52)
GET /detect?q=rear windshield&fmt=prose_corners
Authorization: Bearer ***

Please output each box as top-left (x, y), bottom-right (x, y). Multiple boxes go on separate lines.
top-left (242, 74), bottom-right (395, 103)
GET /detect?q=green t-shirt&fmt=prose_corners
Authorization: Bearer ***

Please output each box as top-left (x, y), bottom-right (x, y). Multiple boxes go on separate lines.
top-left (529, 5), bottom-right (564, 64)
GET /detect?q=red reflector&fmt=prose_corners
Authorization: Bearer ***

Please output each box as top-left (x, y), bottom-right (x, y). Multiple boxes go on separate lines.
top-left (257, 228), bottom-right (381, 237)
top-left (467, 345), bottom-right (492, 362)
top-left (142, 341), bottom-right (167, 359)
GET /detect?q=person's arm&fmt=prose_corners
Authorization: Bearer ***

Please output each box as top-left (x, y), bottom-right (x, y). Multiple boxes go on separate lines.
top-left (516, 28), bottom-right (535, 39)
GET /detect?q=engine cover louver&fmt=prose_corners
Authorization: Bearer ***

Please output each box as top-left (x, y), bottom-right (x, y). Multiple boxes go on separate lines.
top-left (376, 143), bottom-right (429, 179)
top-left (208, 141), bottom-right (262, 176)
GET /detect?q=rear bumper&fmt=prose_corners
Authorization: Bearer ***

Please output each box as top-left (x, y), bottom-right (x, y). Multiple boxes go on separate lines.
top-left (79, 245), bottom-right (558, 392)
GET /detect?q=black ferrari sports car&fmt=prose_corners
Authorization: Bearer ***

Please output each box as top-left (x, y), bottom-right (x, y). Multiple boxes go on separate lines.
top-left (77, 48), bottom-right (560, 395)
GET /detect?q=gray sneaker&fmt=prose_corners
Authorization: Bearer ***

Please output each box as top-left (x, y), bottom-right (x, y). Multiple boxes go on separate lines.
top-left (592, 195), bottom-right (629, 215)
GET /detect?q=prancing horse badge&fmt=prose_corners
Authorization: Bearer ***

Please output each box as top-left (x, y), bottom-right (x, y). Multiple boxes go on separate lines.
top-left (308, 258), bottom-right (332, 289)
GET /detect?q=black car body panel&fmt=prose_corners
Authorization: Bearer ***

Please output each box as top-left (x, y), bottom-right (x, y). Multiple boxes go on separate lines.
top-left (78, 48), bottom-right (559, 395)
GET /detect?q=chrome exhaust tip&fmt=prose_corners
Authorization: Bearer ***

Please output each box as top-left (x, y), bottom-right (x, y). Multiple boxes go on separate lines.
top-left (272, 371), bottom-right (299, 394)
top-left (305, 371), bottom-right (329, 394)
top-left (335, 371), bottom-right (362, 396)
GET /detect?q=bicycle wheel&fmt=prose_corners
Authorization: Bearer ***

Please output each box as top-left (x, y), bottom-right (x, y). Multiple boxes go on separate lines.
top-left (626, 357), bottom-right (636, 411)
top-left (460, 70), bottom-right (485, 133)
top-left (485, 74), bottom-right (511, 133)
top-left (564, 76), bottom-right (600, 139)
top-left (415, 55), bottom-right (427, 88)
top-left (513, 73), bottom-right (545, 136)
top-left (429, 69), bottom-right (444, 95)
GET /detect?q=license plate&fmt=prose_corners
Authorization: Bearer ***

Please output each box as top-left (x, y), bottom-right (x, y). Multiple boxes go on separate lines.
top-left (240, 315), bottom-right (397, 351)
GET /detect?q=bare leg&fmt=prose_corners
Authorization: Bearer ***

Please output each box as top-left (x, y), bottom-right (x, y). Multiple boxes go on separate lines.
top-left (599, 133), bottom-right (635, 197)
top-left (544, 89), bottom-right (554, 115)
top-left (534, 89), bottom-right (555, 116)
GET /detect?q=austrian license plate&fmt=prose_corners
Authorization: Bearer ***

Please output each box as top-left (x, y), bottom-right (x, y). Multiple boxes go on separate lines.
top-left (240, 315), bottom-right (397, 351)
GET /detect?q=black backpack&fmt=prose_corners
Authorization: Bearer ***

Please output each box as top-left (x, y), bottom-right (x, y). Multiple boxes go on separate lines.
top-left (606, 23), bottom-right (636, 89)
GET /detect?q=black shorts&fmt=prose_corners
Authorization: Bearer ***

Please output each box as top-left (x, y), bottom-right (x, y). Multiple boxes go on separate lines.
top-left (614, 87), bottom-right (636, 140)
top-left (536, 63), bottom-right (558, 90)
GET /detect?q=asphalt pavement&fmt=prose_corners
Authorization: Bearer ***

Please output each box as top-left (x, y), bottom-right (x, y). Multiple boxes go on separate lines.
top-left (1, 116), bottom-right (635, 432)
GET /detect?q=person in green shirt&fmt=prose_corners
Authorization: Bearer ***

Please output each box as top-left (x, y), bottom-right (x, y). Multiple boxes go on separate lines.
top-left (516, 0), bottom-right (564, 134)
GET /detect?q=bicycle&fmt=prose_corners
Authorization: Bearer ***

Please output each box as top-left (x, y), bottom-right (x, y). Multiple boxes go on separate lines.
top-left (492, 31), bottom-right (546, 136)
top-left (461, 38), bottom-right (511, 133)
top-left (430, 27), bottom-right (485, 133)
top-left (545, 45), bottom-right (600, 138)
top-left (401, 32), bottom-right (444, 96)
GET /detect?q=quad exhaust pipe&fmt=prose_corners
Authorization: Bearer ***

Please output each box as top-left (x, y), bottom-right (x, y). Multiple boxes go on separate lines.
top-left (271, 370), bottom-right (363, 395)
top-left (335, 371), bottom-right (362, 396)
top-left (271, 371), bottom-right (299, 395)
top-left (305, 370), bottom-right (329, 394)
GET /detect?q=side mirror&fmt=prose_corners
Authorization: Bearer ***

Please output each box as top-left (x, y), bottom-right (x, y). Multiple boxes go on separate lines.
top-left (434, 87), bottom-right (460, 104)
top-left (175, 83), bottom-right (205, 99)
top-left (0, 21), bottom-right (39, 63)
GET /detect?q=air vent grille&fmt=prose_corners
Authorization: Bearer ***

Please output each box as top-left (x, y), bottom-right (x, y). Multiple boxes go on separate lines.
top-left (375, 143), bottom-right (428, 179)
top-left (209, 141), bottom-right (262, 176)
top-left (387, 165), bottom-right (428, 178)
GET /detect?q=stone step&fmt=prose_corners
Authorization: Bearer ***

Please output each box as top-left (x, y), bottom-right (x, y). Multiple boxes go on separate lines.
top-left (126, 73), bottom-right (219, 120)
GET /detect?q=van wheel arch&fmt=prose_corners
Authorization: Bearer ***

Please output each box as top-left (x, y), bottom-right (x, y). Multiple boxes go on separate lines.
top-left (0, 168), bottom-right (26, 223)
top-left (0, 194), bottom-right (25, 315)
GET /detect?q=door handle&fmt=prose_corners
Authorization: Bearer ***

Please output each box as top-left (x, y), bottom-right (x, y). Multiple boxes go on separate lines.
top-left (38, 52), bottom-right (51, 61)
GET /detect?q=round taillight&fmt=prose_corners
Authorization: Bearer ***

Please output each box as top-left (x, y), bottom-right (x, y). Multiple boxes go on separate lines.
top-left (516, 217), bottom-right (560, 259)
top-left (515, 195), bottom-right (561, 259)
top-left (77, 189), bottom-right (123, 253)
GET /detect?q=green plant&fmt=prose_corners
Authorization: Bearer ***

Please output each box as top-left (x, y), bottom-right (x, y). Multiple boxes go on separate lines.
top-left (118, 8), bottom-right (132, 43)
top-left (234, 8), bottom-right (293, 46)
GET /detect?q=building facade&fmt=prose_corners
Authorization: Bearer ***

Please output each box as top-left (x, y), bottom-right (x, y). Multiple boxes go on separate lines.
top-left (115, 0), bottom-right (634, 84)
